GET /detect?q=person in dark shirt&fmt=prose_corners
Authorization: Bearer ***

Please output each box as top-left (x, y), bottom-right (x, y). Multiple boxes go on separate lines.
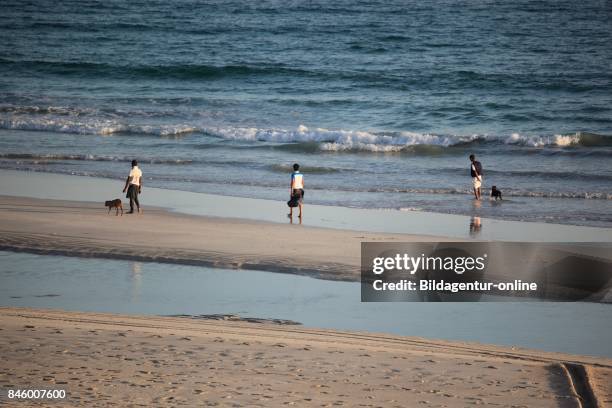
top-left (469, 154), bottom-right (483, 200)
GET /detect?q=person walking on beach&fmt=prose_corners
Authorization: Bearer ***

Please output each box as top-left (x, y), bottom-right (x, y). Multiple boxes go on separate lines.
top-left (469, 154), bottom-right (483, 200)
top-left (287, 163), bottom-right (304, 222)
top-left (123, 159), bottom-right (143, 214)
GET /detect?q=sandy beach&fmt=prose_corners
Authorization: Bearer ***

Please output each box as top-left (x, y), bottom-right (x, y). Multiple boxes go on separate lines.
top-left (1, 307), bottom-right (610, 407)
top-left (3, 0), bottom-right (612, 405)
top-left (1, 172), bottom-right (611, 407)
top-left (0, 195), bottom-right (444, 281)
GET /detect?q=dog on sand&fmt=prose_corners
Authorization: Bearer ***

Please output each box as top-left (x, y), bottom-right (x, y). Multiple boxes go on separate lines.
top-left (105, 199), bottom-right (123, 216)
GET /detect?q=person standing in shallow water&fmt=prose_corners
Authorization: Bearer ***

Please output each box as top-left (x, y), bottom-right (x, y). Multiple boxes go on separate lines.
top-left (469, 154), bottom-right (483, 200)
top-left (288, 163), bottom-right (304, 222)
top-left (123, 160), bottom-right (143, 214)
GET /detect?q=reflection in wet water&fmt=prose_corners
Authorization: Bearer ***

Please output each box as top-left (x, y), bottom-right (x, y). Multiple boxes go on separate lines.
top-left (470, 216), bottom-right (482, 237)
top-left (1, 251), bottom-right (611, 357)
top-left (130, 262), bottom-right (142, 302)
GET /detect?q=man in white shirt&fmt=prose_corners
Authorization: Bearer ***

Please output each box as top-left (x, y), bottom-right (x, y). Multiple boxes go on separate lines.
top-left (123, 160), bottom-right (143, 214)
top-left (288, 163), bottom-right (304, 222)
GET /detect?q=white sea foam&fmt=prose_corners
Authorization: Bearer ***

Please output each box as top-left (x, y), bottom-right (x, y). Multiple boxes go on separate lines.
top-left (0, 118), bottom-right (197, 136)
top-left (0, 116), bottom-right (604, 150)
top-left (504, 132), bottom-right (581, 147)
top-left (399, 207), bottom-right (424, 212)
top-left (204, 125), bottom-right (482, 150)
top-left (205, 125), bottom-right (600, 151)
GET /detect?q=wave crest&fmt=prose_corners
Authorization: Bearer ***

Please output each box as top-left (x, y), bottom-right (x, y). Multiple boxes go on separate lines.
top-left (503, 132), bottom-right (612, 147)
top-left (205, 125), bottom-right (612, 151)
top-left (0, 59), bottom-right (310, 80)
top-left (0, 153), bottom-right (194, 165)
top-left (204, 125), bottom-right (484, 151)
top-left (0, 118), bottom-right (197, 137)
top-left (1, 114), bottom-right (610, 152)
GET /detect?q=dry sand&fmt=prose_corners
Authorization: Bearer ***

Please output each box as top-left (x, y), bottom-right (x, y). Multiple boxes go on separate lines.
top-left (0, 195), bottom-right (446, 281)
top-left (1, 308), bottom-right (610, 408)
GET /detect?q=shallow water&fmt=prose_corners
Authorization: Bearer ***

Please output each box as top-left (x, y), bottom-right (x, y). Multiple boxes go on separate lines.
top-left (3, 169), bottom-right (611, 242)
top-left (1, 251), bottom-right (610, 358)
top-left (1, 0), bottom-right (612, 226)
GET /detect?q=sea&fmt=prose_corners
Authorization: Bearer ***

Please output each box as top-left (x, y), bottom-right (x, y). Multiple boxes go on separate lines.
top-left (1, 0), bottom-right (611, 227)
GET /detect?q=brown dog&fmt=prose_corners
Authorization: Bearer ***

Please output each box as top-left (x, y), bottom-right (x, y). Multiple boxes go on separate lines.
top-left (105, 199), bottom-right (123, 216)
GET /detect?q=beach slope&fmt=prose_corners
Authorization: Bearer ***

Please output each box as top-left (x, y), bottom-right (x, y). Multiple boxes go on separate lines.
top-left (0, 195), bottom-right (442, 281)
top-left (1, 308), bottom-right (610, 407)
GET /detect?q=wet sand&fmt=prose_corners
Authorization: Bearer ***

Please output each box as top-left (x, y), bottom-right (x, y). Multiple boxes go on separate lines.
top-left (1, 307), bottom-right (610, 407)
top-left (2, 169), bottom-right (611, 241)
top-left (0, 195), bottom-right (441, 281)
top-left (2, 170), bottom-right (612, 407)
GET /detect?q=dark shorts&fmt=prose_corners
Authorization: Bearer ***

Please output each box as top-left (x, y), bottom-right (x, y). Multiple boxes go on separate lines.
top-left (126, 184), bottom-right (139, 200)
top-left (287, 189), bottom-right (304, 207)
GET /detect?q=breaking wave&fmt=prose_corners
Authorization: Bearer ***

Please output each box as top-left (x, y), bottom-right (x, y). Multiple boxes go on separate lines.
top-left (1, 113), bottom-right (611, 153)
top-left (0, 117), bottom-right (197, 136)
top-left (203, 125), bottom-right (612, 151)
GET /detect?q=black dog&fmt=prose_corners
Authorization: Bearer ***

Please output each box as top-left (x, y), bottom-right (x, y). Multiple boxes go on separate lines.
top-left (491, 186), bottom-right (503, 200)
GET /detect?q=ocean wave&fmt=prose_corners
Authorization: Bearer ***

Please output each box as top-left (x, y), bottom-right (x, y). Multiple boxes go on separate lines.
top-left (204, 125), bottom-right (483, 151)
top-left (0, 104), bottom-right (182, 119)
top-left (0, 153), bottom-right (194, 165)
top-left (398, 207), bottom-right (424, 212)
top-left (503, 132), bottom-right (612, 147)
top-left (0, 105), bottom-right (95, 116)
top-left (0, 118), bottom-right (197, 136)
top-left (0, 58), bottom-right (313, 80)
top-left (204, 125), bottom-right (612, 151)
top-left (2, 115), bottom-right (611, 153)
top-left (0, 152), bottom-right (343, 173)
top-left (6, 58), bottom-right (608, 94)
top-left (266, 163), bottom-right (343, 174)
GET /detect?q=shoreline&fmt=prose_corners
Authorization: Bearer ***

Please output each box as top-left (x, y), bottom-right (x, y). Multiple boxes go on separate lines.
top-left (3, 194), bottom-right (611, 284)
top-left (1, 307), bottom-right (610, 407)
top-left (1, 168), bottom-right (611, 282)
top-left (1, 169), bottom-right (611, 242)
top-left (0, 195), bottom-right (438, 281)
